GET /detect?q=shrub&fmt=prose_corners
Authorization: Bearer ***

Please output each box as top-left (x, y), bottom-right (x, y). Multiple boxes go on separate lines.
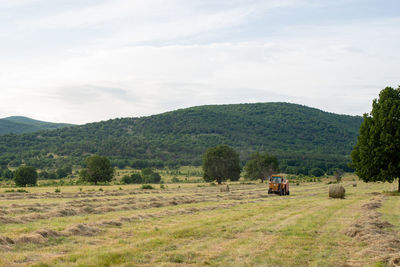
top-left (55, 188), bottom-right (61, 193)
top-left (145, 172), bottom-right (161, 183)
top-left (141, 184), bottom-right (154, 190)
top-left (121, 175), bottom-right (132, 184)
top-left (17, 189), bottom-right (29, 193)
top-left (333, 169), bottom-right (344, 183)
top-left (141, 168), bottom-right (153, 177)
top-left (329, 184), bottom-right (346, 199)
top-left (5, 189), bottom-right (28, 193)
top-left (171, 177), bottom-right (181, 183)
top-left (48, 172), bottom-right (57, 179)
top-left (139, 169), bottom-right (161, 184)
top-left (131, 173), bottom-right (143, 184)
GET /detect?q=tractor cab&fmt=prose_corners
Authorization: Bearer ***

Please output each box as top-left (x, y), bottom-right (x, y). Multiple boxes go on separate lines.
top-left (268, 175), bottom-right (290, 196)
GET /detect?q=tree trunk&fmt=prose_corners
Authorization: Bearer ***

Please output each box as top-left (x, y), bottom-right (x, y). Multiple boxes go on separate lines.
top-left (398, 178), bottom-right (400, 192)
top-left (217, 179), bottom-right (221, 185)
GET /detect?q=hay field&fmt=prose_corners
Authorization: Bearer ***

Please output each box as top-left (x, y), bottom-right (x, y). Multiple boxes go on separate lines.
top-left (0, 179), bottom-right (399, 266)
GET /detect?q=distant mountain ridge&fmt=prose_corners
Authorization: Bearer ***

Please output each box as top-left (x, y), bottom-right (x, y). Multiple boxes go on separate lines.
top-left (0, 116), bottom-right (73, 135)
top-left (0, 103), bottom-right (363, 174)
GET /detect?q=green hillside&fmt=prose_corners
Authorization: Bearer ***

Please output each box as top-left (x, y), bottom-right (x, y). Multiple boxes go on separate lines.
top-left (0, 116), bottom-right (73, 135)
top-left (0, 103), bottom-right (362, 174)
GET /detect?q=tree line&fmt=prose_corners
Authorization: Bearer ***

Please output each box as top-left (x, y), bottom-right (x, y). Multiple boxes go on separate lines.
top-left (8, 87), bottom-right (399, 190)
top-left (0, 102), bottom-right (362, 176)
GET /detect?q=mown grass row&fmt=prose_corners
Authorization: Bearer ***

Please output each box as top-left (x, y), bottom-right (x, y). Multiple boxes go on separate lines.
top-left (0, 181), bottom-right (397, 266)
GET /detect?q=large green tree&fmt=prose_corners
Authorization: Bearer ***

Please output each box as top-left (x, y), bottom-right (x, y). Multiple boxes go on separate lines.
top-left (244, 152), bottom-right (279, 182)
top-left (202, 145), bottom-right (241, 184)
top-left (14, 166), bottom-right (38, 187)
top-left (351, 86), bottom-right (400, 191)
top-left (81, 155), bottom-right (114, 185)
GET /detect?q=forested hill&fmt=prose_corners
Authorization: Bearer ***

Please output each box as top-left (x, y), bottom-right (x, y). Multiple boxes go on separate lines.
top-left (0, 103), bottom-right (363, 174)
top-left (0, 116), bottom-right (73, 135)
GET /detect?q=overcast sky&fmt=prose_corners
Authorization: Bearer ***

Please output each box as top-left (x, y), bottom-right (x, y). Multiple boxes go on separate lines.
top-left (0, 0), bottom-right (399, 124)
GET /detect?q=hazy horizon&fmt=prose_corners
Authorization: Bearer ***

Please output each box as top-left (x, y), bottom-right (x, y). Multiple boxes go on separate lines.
top-left (1, 0), bottom-right (399, 124)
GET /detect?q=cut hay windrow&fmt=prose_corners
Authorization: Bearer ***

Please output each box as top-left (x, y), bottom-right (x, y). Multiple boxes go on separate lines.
top-left (344, 197), bottom-right (400, 266)
top-left (0, 197), bottom-right (270, 248)
top-left (0, 189), bottom-right (272, 225)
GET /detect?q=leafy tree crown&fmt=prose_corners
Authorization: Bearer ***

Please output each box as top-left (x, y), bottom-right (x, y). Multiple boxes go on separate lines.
top-left (202, 144), bottom-right (241, 184)
top-left (351, 86), bottom-right (400, 190)
top-left (14, 166), bottom-right (38, 187)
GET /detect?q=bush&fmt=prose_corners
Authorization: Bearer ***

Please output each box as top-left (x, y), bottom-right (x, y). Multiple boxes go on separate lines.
top-left (5, 189), bottom-right (28, 193)
top-left (55, 188), bottom-right (61, 193)
top-left (48, 172), bottom-right (57, 179)
top-left (329, 184), bottom-right (346, 199)
top-left (171, 177), bottom-right (181, 183)
top-left (131, 173), bottom-right (143, 183)
top-left (140, 169), bottom-right (161, 183)
top-left (17, 189), bottom-right (29, 193)
top-left (14, 166), bottom-right (38, 187)
top-left (333, 169), bottom-right (344, 183)
top-left (141, 184), bottom-right (154, 190)
top-left (148, 172), bottom-right (161, 183)
top-left (121, 175), bottom-right (132, 184)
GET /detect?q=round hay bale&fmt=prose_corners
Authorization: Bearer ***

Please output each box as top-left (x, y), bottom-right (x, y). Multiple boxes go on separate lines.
top-left (329, 184), bottom-right (346, 199)
top-left (352, 182), bottom-right (357, 187)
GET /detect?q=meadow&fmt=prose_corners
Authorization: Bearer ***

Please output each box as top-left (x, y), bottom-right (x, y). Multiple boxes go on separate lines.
top-left (0, 175), bottom-right (399, 266)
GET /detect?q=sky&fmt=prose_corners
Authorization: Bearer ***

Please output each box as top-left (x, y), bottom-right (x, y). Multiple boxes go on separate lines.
top-left (0, 0), bottom-right (399, 124)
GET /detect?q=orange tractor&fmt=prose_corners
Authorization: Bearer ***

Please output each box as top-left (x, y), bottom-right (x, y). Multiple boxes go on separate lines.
top-left (268, 175), bottom-right (290, 195)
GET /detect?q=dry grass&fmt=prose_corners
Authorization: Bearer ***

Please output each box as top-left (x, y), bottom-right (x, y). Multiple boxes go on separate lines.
top-left (0, 180), bottom-right (398, 266)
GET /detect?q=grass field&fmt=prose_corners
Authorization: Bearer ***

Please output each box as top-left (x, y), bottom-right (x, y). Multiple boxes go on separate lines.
top-left (0, 176), bottom-right (399, 266)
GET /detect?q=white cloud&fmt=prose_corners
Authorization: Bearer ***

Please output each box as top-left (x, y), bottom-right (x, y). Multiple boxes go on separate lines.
top-left (0, 1), bottom-right (399, 123)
